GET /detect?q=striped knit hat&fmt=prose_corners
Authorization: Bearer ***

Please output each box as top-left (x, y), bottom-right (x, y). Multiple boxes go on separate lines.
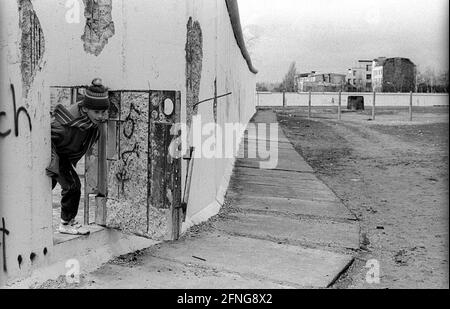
top-left (81, 78), bottom-right (110, 110)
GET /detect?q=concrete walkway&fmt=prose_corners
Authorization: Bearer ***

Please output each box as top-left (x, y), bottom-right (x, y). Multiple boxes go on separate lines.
top-left (40, 110), bottom-right (360, 289)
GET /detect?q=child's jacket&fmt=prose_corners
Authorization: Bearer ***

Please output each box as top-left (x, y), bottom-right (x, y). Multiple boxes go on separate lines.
top-left (46, 103), bottom-right (99, 178)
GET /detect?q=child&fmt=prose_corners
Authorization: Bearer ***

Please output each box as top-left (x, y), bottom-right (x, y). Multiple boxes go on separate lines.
top-left (46, 78), bottom-right (109, 235)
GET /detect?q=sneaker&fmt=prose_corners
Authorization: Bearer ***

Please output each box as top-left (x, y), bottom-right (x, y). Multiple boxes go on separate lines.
top-left (58, 223), bottom-right (90, 235)
top-left (68, 219), bottom-right (82, 229)
top-left (61, 219), bottom-right (82, 228)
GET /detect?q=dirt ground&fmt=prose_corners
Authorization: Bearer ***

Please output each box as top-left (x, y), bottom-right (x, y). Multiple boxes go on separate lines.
top-left (276, 106), bottom-right (449, 289)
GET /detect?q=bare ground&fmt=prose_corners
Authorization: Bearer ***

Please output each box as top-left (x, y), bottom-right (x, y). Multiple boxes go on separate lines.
top-left (276, 106), bottom-right (449, 289)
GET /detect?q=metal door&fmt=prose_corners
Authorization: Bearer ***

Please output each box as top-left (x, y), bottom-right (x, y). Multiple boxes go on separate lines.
top-left (85, 90), bottom-right (182, 240)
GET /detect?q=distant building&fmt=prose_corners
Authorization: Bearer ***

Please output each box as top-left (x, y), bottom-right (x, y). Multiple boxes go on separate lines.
top-left (372, 57), bottom-right (416, 92)
top-left (371, 57), bottom-right (386, 92)
top-left (346, 60), bottom-right (373, 92)
top-left (296, 71), bottom-right (346, 92)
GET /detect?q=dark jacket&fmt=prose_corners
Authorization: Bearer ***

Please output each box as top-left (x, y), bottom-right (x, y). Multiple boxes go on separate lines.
top-left (46, 103), bottom-right (99, 178)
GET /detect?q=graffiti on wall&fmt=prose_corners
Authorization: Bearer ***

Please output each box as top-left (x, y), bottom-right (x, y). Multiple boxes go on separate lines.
top-left (185, 17), bottom-right (203, 130)
top-left (122, 103), bottom-right (141, 140)
top-left (0, 84), bottom-right (32, 138)
top-left (106, 92), bottom-right (149, 237)
top-left (115, 102), bottom-right (142, 194)
top-left (0, 218), bottom-right (10, 272)
top-left (116, 142), bottom-right (140, 194)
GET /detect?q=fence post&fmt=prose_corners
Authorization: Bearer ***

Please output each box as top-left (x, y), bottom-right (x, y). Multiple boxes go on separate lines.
top-left (372, 91), bottom-right (376, 120)
top-left (308, 91), bottom-right (311, 119)
top-left (338, 91), bottom-right (342, 120)
top-left (283, 91), bottom-right (286, 109)
top-left (409, 91), bottom-right (413, 121)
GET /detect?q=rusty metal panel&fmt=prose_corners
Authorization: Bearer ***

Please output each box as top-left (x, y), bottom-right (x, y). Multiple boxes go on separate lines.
top-left (149, 91), bottom-right (180, 208)
top-left (171, 91), bottom-right (182, 239)
top-left (106, 121), bottom-right (118, 160)
top-left (149, 90), bottom-right (182, 239)
top-left (107, 92), bottom-right (120, 160)
top-left (149, 122), bottom-right (169, 209)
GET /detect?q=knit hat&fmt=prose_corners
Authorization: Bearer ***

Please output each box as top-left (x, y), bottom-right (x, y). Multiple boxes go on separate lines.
top-left (80, 78), bottom-right (110, 110)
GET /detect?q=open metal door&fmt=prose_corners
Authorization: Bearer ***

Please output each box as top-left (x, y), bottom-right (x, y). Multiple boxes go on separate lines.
top-left (85, 90), bottom-right (182, 240)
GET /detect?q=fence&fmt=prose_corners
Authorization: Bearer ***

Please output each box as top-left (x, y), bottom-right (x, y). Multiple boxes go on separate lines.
top-left (256, 91), bottom-right (449, 122)
top-left (257, 91), bottom-right (449, 108)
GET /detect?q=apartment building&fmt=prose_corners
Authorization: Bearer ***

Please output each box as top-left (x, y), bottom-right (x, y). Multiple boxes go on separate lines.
top-left (296, 71), bottom-right (346, 92)
top-left (372, 57), bottom-right (416, 92)
top-left (346, 60), bottom-right (373, 92)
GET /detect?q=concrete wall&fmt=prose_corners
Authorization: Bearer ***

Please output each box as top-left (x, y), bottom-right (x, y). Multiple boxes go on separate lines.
top-left (0, 0), bottom-right (53, 287)
top-left (182, 0), bottom-right (256, 229)
top-left (257, 92), bottom-right (449, 107)
top-left (0, 0), bottom-right (256, 285)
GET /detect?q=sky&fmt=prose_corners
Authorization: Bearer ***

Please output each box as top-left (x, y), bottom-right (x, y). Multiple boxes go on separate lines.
top-left (237, 0), bottom-right (449, 82)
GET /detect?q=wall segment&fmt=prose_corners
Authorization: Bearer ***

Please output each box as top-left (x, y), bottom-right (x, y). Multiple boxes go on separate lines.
top-left (0, 0), bottom-right (256, 285)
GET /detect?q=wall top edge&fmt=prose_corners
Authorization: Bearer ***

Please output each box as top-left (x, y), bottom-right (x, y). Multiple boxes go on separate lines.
top-left (225, 0), bottom-right (258, 75)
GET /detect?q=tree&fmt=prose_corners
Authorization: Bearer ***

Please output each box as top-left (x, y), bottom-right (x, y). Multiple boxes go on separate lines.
top-left (436, 71), bottom-right (449, 93)
top-left (416, 67), bottom-right (448, 93)
top-left (281, 61), bottom-right (297, 92)
top-left (272, 83), bottom-right (284, 92)
top-left (256, 82), bottom-right (269, 92)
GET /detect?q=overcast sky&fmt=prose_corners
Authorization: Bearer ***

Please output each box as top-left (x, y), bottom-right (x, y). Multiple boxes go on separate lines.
top-left (237, 0), bottom-right (449, 82)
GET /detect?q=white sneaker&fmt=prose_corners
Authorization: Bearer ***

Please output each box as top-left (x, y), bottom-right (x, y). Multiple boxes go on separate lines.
top-left (61, 219), bottom-right (82, 228)
top-left (68, 219), bottom-right (82, 228)
top-left (58, 223), bottom-right (90, 235)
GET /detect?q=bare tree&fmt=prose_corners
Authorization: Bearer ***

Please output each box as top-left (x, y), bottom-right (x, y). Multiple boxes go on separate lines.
top-left (256, 82), bottom-right (269, 92)
top-left (436, 70), bottom-right (449, 93)
top-left (281, 61), bottom-right (297, 92)
top-left (417, 67), bottom-right (449, 93)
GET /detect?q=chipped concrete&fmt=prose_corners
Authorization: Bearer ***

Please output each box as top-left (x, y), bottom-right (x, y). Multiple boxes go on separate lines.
top-left (81, 0), bottom-right (115, 56)
top-left (185, 17), bottom-right (203, 129)
top-left (18, 0), bottom-right (45, 97)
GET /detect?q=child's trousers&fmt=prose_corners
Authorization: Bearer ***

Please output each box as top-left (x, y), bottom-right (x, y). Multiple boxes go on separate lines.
top-left (52, 158), bottom-right (81, 223)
